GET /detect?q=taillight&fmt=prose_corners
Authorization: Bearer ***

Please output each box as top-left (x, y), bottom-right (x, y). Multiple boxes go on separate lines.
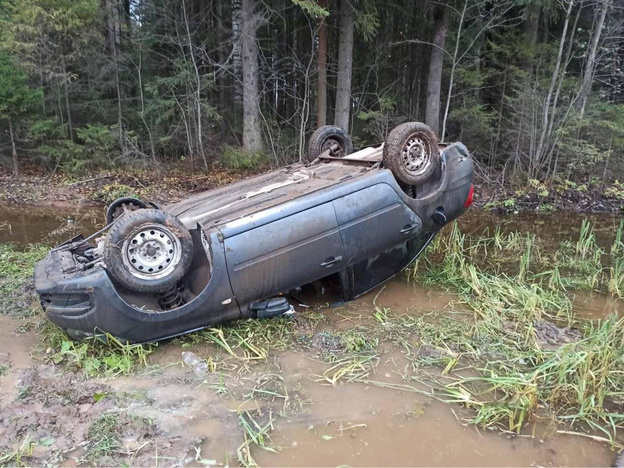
top-left (463, 184), bottom-right (474, 209)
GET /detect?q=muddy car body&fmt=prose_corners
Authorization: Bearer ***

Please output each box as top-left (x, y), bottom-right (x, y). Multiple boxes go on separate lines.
top-left (35, 125), bottom-right (474, 343)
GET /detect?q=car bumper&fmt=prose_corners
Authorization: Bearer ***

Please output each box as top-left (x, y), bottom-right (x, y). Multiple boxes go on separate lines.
top-left (34, 234), bottom-right (241, 343)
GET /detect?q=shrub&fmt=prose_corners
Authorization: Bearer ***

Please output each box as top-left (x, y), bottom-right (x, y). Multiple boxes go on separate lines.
top-left (220, 146), bottom-right (269, 170)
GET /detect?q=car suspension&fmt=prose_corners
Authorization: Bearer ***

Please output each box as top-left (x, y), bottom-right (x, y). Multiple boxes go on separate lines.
top-left (159, 283), bottom-right (185, 310)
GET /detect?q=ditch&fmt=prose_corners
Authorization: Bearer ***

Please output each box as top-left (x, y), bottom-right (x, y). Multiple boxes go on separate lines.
top-left (0, 204), bottom-right (622, 467)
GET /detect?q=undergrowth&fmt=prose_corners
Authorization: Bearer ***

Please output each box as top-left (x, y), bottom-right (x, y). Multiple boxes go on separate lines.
top-left (42, 323), bottom-right (155, 378)
top-left (0, 244), bottom-right (48, 317)
top-left (402, 219), bottom-right (624, 446)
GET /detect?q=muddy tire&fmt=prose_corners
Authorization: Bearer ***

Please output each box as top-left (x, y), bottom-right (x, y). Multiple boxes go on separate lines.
top-left (383, 122), bottom-right (440, 185)
top-left (105, 197), bottom-right (149, 224)
top-left (102, 209), bottom-right (193, 293)
top-left (307, 126), bottom-right (354, 161)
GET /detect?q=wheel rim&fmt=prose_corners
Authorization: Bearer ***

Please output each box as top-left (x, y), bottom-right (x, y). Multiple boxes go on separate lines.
top-left (321, 137), bottom-right (345, 156)
top-left (401, 133), bottom-right (432, 176)
top-left (121, 224), bottom-right (182, 281)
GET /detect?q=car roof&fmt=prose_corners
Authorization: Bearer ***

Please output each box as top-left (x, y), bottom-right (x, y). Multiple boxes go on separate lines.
top-left (166, 158), bottom-right (376, 231)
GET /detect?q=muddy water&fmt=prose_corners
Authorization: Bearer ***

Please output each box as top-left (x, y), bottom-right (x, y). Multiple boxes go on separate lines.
top-left (0, 204), bottom-right (622, 466)
top-left (256, 352), bottom-right (610, 467)
top-left (0, 204), bottom-right (101, 246)
top-left (461, 211), bottom-right (622, 248)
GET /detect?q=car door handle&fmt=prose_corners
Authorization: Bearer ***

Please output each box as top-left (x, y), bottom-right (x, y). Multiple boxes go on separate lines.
top-left (321, 256), bottom-right (343, 268)
top-left (401, 224), bottom-right (418, 234)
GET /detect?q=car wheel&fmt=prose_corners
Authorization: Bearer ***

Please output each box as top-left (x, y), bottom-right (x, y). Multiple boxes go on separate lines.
top-left (102, 209), bottom-right (194, 294)
top-left (307, 125), bottom-right (354, 161)
top-left (106, 197), bottom-right (149, 225)
top-left (383, 122), bottom-right (440, 186)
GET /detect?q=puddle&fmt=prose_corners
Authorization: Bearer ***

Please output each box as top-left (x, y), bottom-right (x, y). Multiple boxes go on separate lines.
top-left (573, 291), bottom-right (622, 319)
top-left (356, 280), bottom-right (460, 313)
top-left (0, 204), bottom-right (101, 246)
top-left (255, 359), bottom-right (612, 467)
top-left (460, 211), bottom-right (622, 248)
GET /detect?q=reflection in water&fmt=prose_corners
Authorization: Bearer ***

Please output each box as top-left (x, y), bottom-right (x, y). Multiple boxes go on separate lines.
top-left (0, 204), bottom-right (101, 246)
top-left (574, 291), bottom-right (622, 319)
top-left (460, 211), bottom-right (622, 248)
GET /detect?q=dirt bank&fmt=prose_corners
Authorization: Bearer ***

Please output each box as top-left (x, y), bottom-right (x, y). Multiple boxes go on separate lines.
top-left (0, 166), bottom-right (253, 210)
top-left (1, 166), bottom-right (622, 214)
top-left (474, 177), bottom-right (624, 214)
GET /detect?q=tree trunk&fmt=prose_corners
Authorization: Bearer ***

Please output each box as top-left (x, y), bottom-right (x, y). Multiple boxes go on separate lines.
top-left (217, 0), bottom-right (228, 133)
top-left (137, 46), bottom-right (157, 163)
top-left (316, 0), bottom-right (328, 127)
top-left (231, 0), bottom-right (243, 100)
top-left (523, 1), bottom-right (540, 72)
top-left (511, 1), bottom-right (540, 173)
top-left (61, 55), bottom-right (74, 142)
top-left (182, 0), bottom-right (208, 168)
top-left (425, 3), bottom-right (448, 137)
top-left (114, 54), bottom-right (124, 152)
top-left (241, 0), bottom-right (263, 152)
top-left (533, 0), bottom-right (573, 172)
top-left (8, 116), bottom-right (19, 178)
top-left (334, 0), bottom-right (355, 131)
top-left (578, 0), bottom-right (610, 119)
top-left (106, 0), bottom-right (124, 150)
top-left (441, 0), bottom-right (467, 140)
top-left (106, 0), bottom-right (122, 55)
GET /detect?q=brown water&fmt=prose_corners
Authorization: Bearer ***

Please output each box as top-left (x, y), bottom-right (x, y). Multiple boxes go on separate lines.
top-left (0, 204), bottom-right (622, 466)
top-left (0, 204), bottom-right (101, 246)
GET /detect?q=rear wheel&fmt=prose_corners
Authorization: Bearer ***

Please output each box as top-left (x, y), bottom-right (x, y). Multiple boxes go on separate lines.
top-left (383, 122), bottom-right (440, 186)
top-left (102, 209), bottom-right (194, 293)
top-left (307, 126), bottom-right (354, 161)
top-left (106, 197), bottom-right (148, 224)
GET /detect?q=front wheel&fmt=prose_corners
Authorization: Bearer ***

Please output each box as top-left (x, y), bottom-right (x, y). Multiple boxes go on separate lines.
top-left (383, 122), bottom-right (440, 186)
top-left (307, 125), bottom-right (354, 161)
top-left (102, 209), bottom-right (194, 294)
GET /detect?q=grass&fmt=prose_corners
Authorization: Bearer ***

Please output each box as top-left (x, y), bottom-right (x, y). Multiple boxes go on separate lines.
top-left (0, 244), bottom-right (48, 317)
top-left (236, 410), bottom-right (278, 468)
top-left (177, 316), bottom-right (296, 364)
top-left (43, 323), bottom-right (155, 378)
top-left (0, 435), bottom-right (34, 467)
top-left (85, 414), bottom-right (122, 463)
top-left (84, 413), bottom-right (156, 464)
top-left (401, 220), bottom-right (624, 446)
top-left (609, 220), bottom-right (624, 297)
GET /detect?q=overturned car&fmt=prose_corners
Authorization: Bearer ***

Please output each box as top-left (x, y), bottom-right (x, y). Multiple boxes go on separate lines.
top-left (34, 122), bottom-right (474, 343)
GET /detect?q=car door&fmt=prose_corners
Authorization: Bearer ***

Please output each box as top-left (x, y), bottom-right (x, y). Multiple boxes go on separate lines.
top-left (332, 183), bottom-right (422, 296)
top-left (224, 202), bottom-right (345, 305)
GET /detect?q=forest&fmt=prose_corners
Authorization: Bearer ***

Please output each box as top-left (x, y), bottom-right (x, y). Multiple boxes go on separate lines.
top-left (0, 0), bottom-right (623, 187)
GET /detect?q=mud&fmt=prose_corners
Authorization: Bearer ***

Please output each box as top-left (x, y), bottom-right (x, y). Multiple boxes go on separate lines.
top-left (533, 320), bottom-right (581, 348)
top-left (0, 204), bottom-right (622, 466)
top-left (256, 352), bottom-right (611, 467)
top-left (0, 309), bottom-right (617, 466)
